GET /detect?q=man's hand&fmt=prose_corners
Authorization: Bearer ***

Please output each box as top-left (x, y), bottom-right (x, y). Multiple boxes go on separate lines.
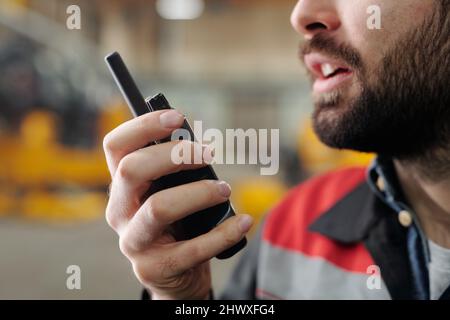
top-left (103, 109), bottom-right (253, 299)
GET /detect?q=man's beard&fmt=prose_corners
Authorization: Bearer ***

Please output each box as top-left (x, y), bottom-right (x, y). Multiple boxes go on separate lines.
top-left (301, 2), bottom-right (450, 175)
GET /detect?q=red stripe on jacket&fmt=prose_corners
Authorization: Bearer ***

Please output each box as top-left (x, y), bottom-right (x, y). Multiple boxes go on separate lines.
top-left (263, 167), bottom-right (374, 273)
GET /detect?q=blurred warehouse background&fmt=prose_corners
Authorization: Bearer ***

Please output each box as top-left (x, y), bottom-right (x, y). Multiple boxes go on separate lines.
top-left (0, 0), bottom-right (373, 299)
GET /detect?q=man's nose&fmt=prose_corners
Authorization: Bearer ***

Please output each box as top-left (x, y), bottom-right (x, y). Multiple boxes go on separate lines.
top-left (290, 0), bottom-right (341, 40)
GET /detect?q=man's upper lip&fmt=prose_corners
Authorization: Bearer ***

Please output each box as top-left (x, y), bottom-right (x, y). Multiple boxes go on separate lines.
top-left (304, 52), bottom-right (352, 79)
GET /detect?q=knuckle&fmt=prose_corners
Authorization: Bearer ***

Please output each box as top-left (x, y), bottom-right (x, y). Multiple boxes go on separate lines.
top-left (194, 180), bottom-right (216, 204)
top-left (136, 113), bottom-right (153, 131)
top-left (203, 180), bottom-right (219, 199)
top-left (102, 131), bottom-right (116, 154)
top-left (118, 234), bottom-right (134, 257)
top-left (133, 261), bottom-right (155, 284)
top-left (147, 195), bottom-right (166, 222)
top-left (217, 223), bottom-right (238, 247)
top-left (105, 204), bottom-right (120, 231)
top-left (117, 154), bottom-right (136, 181)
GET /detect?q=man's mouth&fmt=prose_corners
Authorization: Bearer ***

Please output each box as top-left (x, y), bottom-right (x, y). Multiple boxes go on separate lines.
top-left (304, 53), bottom-right (354, 94)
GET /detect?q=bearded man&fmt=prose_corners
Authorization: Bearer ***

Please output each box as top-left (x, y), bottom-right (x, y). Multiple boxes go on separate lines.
top-left (103, 0), bottom-right (450, 299)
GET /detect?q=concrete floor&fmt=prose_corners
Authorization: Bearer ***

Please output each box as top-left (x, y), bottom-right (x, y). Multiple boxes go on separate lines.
top-left (0, 217), bottom-right (239, 299)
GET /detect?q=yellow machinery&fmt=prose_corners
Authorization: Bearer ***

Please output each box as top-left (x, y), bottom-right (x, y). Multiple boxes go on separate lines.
top-left (0, 102), bottom-right (129, 222)
top-left (232, 177), bottom-right (287, 232)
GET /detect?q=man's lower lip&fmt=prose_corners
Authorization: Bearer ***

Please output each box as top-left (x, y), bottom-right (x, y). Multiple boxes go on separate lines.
top-left (313, 72), bottom-right (353, 93)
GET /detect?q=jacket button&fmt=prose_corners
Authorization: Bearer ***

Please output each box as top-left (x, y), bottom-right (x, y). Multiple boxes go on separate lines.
top-left (376, 176), bottom-right (385, 192)
top-left (398, 210), bottom-right (413, 227)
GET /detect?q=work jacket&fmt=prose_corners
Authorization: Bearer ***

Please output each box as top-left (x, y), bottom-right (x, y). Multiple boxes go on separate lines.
top-left (220, 159), bottom-right (450, 300)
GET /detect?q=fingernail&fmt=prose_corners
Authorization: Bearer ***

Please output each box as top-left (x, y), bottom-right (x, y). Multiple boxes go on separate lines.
top-left (217, 181), bottom-right (231, 198)
top-left (238, 215), bottom-right (253, 233)
top-left (160, 110), bottom-right (184, 128)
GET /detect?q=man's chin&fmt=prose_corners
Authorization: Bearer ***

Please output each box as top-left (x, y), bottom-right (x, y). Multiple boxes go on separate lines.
top-left (311, 91), bottom-right (363, 150)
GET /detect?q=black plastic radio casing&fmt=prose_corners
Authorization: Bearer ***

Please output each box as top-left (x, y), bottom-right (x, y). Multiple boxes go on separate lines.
top-left (145, 94), bottom-right (247, 259)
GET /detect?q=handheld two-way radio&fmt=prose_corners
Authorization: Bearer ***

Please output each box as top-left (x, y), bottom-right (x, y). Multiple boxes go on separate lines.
top-left (105, 52), bottom-right (246, 259)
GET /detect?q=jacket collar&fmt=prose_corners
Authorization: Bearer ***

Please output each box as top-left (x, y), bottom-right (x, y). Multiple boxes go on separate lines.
top-left (308, 180), bottom-right (381, 244)
top-left (308, 156), bottom-right (404, 244)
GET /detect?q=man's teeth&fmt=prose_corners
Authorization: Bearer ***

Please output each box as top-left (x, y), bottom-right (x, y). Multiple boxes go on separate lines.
top-left (321, 63), bottom-right (337, 78)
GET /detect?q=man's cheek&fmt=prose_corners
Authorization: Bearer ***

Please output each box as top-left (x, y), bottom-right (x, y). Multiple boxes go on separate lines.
top-left (339, 6), bottom-right (385, 65)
